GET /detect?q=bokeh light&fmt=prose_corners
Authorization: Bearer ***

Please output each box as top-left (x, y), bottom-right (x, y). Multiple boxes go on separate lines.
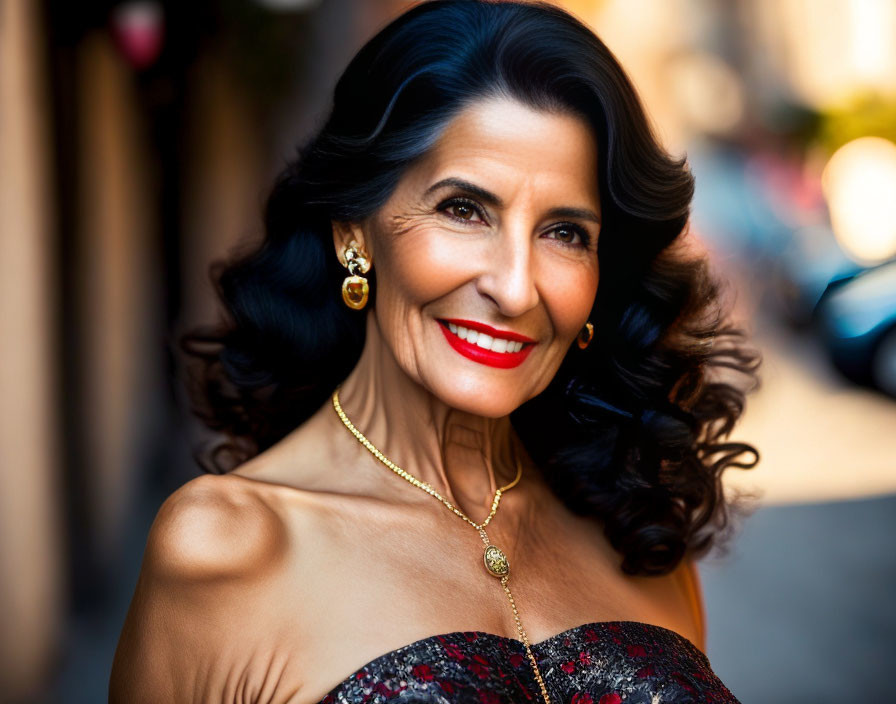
top-left (822, 136), bottom-right (896, 263)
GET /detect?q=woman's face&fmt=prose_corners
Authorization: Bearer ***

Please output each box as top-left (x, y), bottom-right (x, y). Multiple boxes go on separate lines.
top-left (338, 96), bottom-right (601, 418)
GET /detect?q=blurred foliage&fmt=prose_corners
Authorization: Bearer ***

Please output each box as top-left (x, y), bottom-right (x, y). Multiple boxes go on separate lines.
top-left (761, 100), bottom-right (824, 151)
top-left (817, 92), bottom-right (896, 155)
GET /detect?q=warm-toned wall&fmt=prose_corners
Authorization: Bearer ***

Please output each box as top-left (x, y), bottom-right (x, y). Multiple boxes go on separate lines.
top-left (0, 0), bottom-right (64, 698)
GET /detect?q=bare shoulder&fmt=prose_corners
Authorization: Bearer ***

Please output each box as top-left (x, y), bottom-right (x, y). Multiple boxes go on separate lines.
top-left (110, 472), bottom-right (301, 703)
top-left (663, 555), bottom-right (707, 652)
top-left (145, 471), bottom-right (291, 582)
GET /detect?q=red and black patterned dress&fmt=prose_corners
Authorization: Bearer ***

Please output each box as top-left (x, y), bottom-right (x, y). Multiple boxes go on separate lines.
top-left (318, 620), bottom-right (741, 703)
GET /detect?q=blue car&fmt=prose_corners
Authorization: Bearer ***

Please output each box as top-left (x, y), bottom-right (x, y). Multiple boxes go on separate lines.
top-left (812, 257), bottom-right (896, 397)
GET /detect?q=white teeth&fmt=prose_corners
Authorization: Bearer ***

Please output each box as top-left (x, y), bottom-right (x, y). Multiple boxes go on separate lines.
top-left (445, 323), bottom-right (528, 353)
top-left (475, 333), bottom-right (493, 349)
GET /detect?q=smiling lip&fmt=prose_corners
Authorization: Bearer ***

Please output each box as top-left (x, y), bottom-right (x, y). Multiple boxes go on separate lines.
top-left (437, 319), bottom-right (536, 369)
top-left (440, 319), bottom-right (537, 343)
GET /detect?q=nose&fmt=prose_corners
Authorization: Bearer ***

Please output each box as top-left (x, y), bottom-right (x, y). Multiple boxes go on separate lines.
top-left (475, 227), bottom-right (540, 317)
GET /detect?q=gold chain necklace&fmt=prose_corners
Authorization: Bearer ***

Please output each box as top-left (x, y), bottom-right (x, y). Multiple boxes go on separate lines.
top-left (331, 388), bottom-right (552, 704)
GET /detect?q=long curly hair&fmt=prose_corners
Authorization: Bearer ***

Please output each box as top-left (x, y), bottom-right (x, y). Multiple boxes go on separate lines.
top-left (178, 0), bottom-right (762, 576)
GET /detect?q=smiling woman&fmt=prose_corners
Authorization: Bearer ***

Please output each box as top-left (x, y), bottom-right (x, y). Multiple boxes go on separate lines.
top-left (110, 1), bottom-right (761, 703)
top-left (331, 97), bottom-right (602, 416)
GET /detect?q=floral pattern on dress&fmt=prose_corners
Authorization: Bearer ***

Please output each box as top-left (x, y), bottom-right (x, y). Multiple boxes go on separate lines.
top-left (318, 621), bottom-right (741, 703)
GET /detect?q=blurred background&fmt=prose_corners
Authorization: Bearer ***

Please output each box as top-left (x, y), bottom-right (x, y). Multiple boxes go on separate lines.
top-left (1, 0), bottom-right (895, 701)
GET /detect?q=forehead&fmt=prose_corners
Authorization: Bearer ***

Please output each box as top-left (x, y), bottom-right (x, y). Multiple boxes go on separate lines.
top-left (410, 95), bottom-right (600, 202)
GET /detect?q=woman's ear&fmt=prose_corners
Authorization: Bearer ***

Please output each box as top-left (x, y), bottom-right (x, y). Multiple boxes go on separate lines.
top-left (332, 220), bottom-right (372, 267)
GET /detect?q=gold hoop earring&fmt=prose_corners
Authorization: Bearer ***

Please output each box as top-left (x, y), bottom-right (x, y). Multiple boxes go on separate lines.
top-left (340, 245), bottom-right (371, 310)
top-left (577, 321), bottom-right (594, 350)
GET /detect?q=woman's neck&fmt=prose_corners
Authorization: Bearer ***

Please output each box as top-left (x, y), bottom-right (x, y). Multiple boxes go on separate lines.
top-left (333, 311), bottom-right (523, 519)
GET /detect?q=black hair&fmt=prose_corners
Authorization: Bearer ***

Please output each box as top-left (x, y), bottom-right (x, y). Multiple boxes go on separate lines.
top-left (179, 0), bottom-right (761, 576)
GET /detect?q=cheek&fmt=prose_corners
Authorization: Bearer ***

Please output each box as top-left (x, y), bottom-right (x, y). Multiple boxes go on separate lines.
top-left (375, 224), bottom-right (472, 306)
top-left (371, 225), bottom-right (472, 372)
top-left (539, 258), bottom-right (598, 338)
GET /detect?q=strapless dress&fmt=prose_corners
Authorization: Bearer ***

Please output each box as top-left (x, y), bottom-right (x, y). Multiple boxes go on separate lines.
top-left (317, 620), bottom-right (740, 703)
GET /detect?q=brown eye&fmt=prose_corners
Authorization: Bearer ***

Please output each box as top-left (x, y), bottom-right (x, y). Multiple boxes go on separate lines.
top-left (544, 224), bottom-right (590, 248)
top-left (451, 203), bottom-right (476, 220)
top-left (554, 227), bottom-right (577, 243)
top-left (439, 197), bottom-right (486, 224)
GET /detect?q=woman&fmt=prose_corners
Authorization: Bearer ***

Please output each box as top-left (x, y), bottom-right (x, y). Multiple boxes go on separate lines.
top-left (111, 1), bottom-right (761, 702)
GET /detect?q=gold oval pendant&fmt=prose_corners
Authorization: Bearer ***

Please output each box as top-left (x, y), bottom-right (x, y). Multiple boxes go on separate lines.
top-left (483, 544), bottom-right (509, 577)
top-left (341, 276), bottom-right (369, 309)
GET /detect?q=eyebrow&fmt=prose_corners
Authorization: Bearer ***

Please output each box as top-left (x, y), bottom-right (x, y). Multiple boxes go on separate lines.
top-left (424, 176), bottom-right (601, 225)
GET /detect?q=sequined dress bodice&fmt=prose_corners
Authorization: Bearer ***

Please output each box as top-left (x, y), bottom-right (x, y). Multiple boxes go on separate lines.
top-left (318, 620), bottom-right (740, 703)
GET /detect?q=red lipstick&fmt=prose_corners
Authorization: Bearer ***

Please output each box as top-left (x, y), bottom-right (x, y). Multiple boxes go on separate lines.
top-left (437, 319), bottom-right (536, 369)
top-left (441, 319), bottom-right (537, 343)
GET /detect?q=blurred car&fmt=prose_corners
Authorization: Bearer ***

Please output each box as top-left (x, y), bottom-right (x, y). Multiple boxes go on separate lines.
top-left (688, 140), bottom-right (896, 396)
top-left (768, 224), bottom-right (865, 328)
top-left (765, 222), bottom-right (896, 397)
top-left (812, 257), bottom-right (896, 397)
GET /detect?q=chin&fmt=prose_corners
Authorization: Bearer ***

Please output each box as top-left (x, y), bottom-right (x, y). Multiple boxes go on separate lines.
top-left (426, 375), bottom-right (531, 418)
top-left (449, 397), bottom-right (522, 418)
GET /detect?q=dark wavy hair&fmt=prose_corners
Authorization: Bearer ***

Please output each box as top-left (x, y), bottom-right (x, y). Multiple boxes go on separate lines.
top-left (178, 0), bottom-right (762, 576)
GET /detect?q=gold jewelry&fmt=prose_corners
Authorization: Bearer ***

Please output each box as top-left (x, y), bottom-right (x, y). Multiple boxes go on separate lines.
top-left (331, 388), bottom-right (552, 704)
top-left (577, 321), bottom-right (594, 349)
top-left (341, 244), bottom-right (370, 310)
